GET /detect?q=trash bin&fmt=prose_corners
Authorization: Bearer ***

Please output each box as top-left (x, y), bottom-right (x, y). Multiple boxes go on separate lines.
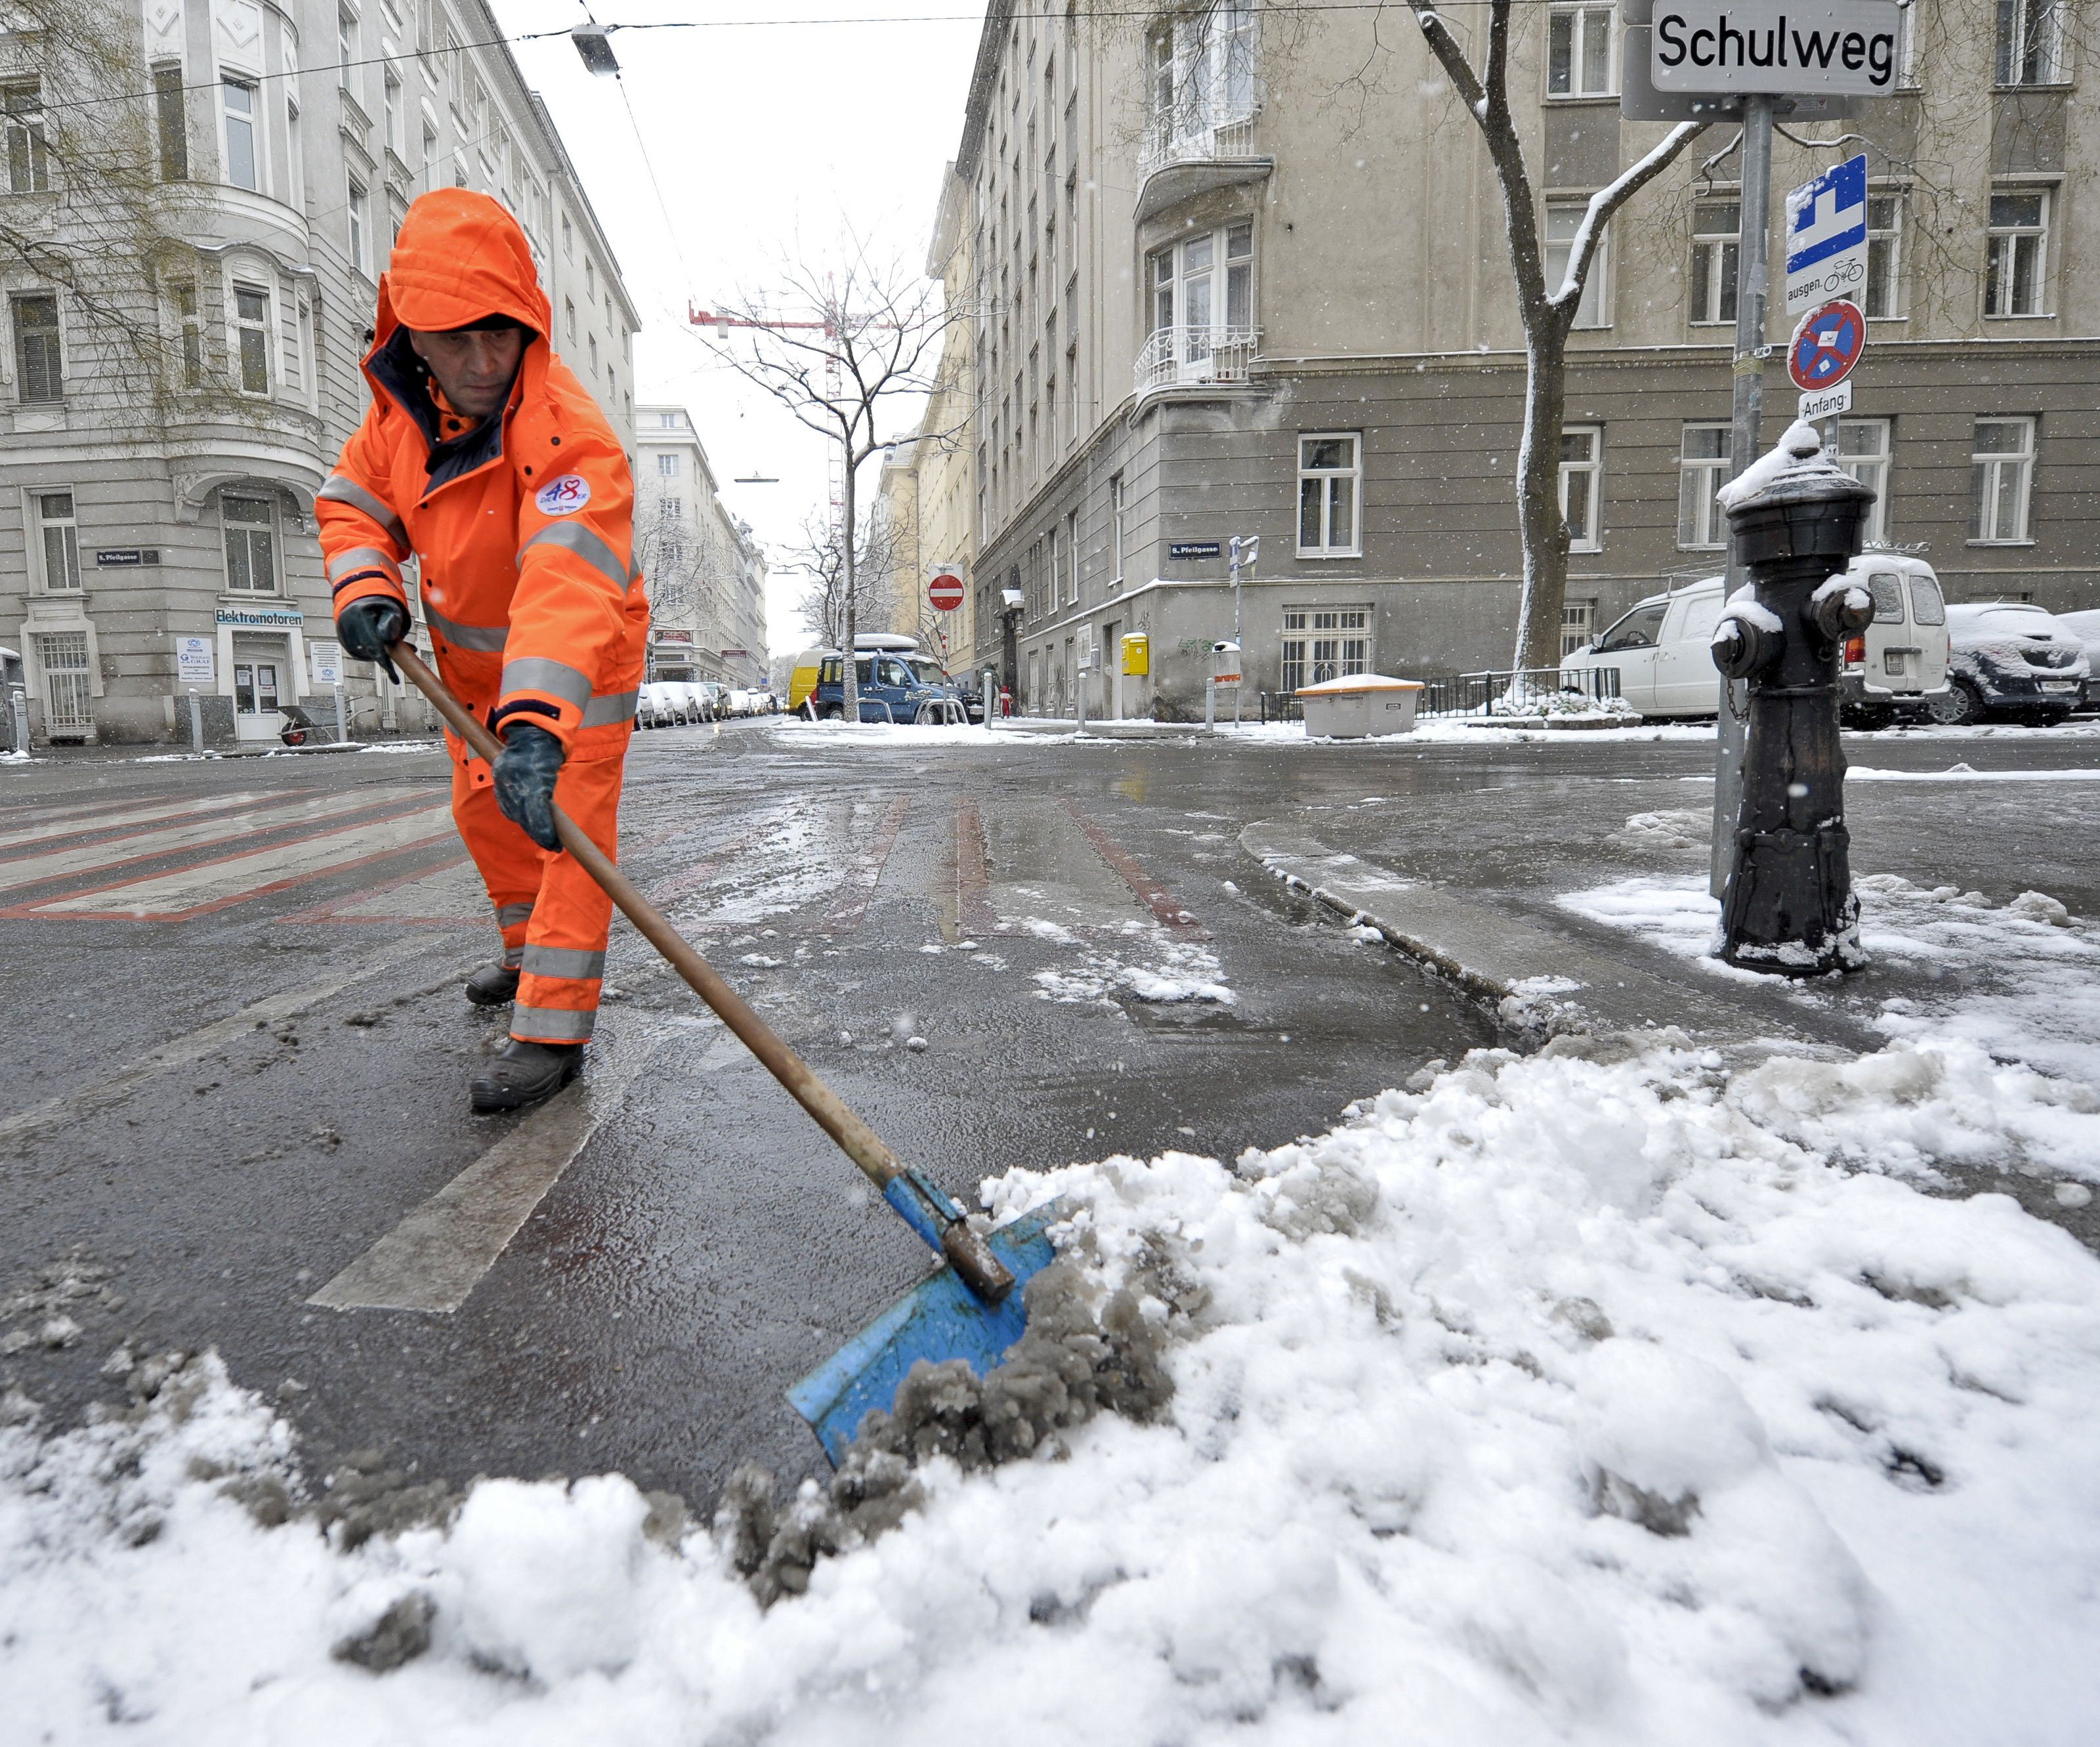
top-left (1296, 674), bottom-right (1423, 738)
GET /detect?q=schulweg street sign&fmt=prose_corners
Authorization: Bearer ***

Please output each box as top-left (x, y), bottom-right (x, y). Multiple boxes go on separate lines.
top-left (1785, 153), bottom-right (1870, 320)
top-left (1651, 0), bottom-right (1902, 95)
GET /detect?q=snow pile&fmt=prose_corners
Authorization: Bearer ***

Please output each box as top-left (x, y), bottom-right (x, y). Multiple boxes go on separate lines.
top-left (1488, 684), bottom-right (1641, 720)
top-left (1032, 928), bottom-right (1236, 1007)
top-left (9, 1037), bottom-right (2100, 1740)
top-left (1561, 870), bottom-right (2100, 1082)
top-left (1606, 807), bottom-right (1710, 851)
top-left (1716, 419), bottom-right (1844, 510)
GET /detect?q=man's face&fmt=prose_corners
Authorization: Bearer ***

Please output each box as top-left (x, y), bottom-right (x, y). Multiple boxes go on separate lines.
top-left (408, 326), bottom-right (524, 421)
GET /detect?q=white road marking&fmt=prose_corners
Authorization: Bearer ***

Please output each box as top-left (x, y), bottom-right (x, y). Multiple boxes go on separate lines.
top-left (0, 791), bottom-right (272, 854)
top-left (0, 936), bottom-right (444, 1148)
top-left (318, 859), bottom-right (485, 921)
top-left (0, 788), bottom-right (427, 895)
top-left (308, 1030), bottom-right (671, 1314)
top-left (30, 805), bottom-right (452, 916)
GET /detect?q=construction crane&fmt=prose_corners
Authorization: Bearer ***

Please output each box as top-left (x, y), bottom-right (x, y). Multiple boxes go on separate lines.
top-left (688, 303), bottom-right (847, 543)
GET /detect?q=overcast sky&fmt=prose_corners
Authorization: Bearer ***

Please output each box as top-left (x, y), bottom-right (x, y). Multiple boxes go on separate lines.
top-left (488, 1), bottom-right (986, 659)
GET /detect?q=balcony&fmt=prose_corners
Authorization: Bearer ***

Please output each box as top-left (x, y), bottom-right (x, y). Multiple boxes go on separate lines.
top-left (1135, 325), bottom-right (1260, 398)
top-left (1136, 100), bottom-right (1270, 225)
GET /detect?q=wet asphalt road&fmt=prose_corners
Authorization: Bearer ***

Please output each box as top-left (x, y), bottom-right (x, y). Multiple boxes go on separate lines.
top-left (3, 717), bottom-right (2095, 1505)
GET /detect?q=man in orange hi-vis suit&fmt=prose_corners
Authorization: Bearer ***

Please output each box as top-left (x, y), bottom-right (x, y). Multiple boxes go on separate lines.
top-left (319, 189), bottom-right (647, 1112)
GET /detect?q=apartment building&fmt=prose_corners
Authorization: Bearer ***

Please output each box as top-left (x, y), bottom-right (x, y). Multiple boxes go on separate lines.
top-left (957, 0), bottom-right (2099, 718)
top-left (633, 403), bottom-right (768, 688)
top-left (876, 165), bottom-right (980, 675)
top-left (0, 0), bottom-right (639, 746)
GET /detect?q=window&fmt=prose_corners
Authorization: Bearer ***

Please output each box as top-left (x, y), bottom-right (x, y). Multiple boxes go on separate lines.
top-left (1045, 522), bottom-right (1059, 617)
top-left (33, 492), bottom-right (80, 591)
top-left (339, 8), bottom-right (358, 87)
top-left (1971, 418), bottom-right (2035, 543)
top-left (287, 99), bottom-right (304, 207)
top-left (1148, 2), bottom-right (1257, 138)
top-left (347, 178), bottom-right (369, 272)
top-left (1545, 203), bottom-right (1609, 327)
top-left (1864, 193), bottom-right (1902, 318)
top-left (1559, 426), bottom-right (1603, 552)
top-left (1561, 600), bottom-right (1596, 658)
top-left (1066, 507), bottom-right (1080, 604)
top-left (154, 65), bottom-right (188, 180)
top-left (232, 284), bottom-right (270, 394)
top-left (1996, 0), bottom-right (2063, 83)
top-left (564, 297), bottom-right (576, 342)
top-left (661, 496), bottom-right (681, 518)
top-left (1280, 607), bottom-right (1369, 692)
top-left (12, 292), bottom-right (61, 402)
top-left (659, 411), bottom-right (678, 429)
top-left (420, 119), bottom-right (437, 189)
top-left (1837, 419), bottom-right (1891, 545)
top-left (222, 78), bottom-right (258, 190)
top-left (657, 452), bottom-right (680, 477)
top-left (1109, 473), bottom-right (1125, 583)
top-left (383, 71), bottom-right (402, 156)
top-left (222, 494), bottom-right (278, 591)
top-left (1548, 3), bottom-right (1614, 96)
top-left (1690, 201), bottom-right (1739, 325)
top-left (561, 213), bottom-right (573, 258)
top-left (1595, 602), bottom-right (1666, 652)
top-left (1148, 222), bottom-right (1253, 366)
top-left (1678, 423), bottom-right (1731, 548)
top-left (1986, 190), bottom-right (2048, 318)
top-left (1297, 433), bottom-right (1362, 557)
top-left (588, 332), bottom-right (598, 376)
top-left (169, 280), bottom-right (203, 386)
top-left (3, 79), bottom-right (48, 194)
top-left (585, 258), bottom-right (596, 300)
top-left (37, 631), bottom-right (91, 731)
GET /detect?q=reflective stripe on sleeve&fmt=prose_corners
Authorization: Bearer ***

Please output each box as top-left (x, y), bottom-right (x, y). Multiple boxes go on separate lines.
top-left (318, 475), bottom-right (408, 546)
top-left (518, 522), bottom-right (631, 592)
top-left (425, 602), bottom-right (508, 652)
top-left (326, 545), bottom-right (402, 583)
top-left (501, 656), bottom-right (592, 710)
top-left (580, 689), bottom-right (639, 727)
top-left (520, 945), bottom-right (606, 980)
top-left (511, 1003), bottom-right (595, 1042)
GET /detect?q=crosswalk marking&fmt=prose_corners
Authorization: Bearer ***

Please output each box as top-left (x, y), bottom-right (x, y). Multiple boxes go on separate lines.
top-left (0, 788), bottom-right (427, 896)
top-left (294, 856), bottom-right (483, 924)
top-left (19, 804), bottom-right (453, 919)
top-left (0, 790), bottom-right (274, 855)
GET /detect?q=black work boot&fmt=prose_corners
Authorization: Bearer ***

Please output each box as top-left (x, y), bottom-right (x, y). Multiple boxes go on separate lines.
top-left (469, 1040), bottom-right (583, 1112)
top-left (465, 962), bottom-right (521, 1007)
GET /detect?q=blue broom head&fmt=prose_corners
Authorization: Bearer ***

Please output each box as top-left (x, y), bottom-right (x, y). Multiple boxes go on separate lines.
top-left (787, 1208), bottom-right (1059, 1466)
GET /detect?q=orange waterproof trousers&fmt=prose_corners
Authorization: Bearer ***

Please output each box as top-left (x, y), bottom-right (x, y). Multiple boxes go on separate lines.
top-left (448, 728), bottom-right (627, 1045)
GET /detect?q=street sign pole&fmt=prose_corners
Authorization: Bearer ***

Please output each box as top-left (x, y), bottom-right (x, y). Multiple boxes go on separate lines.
top-left (1713, 91), bottom-right (1776, 900)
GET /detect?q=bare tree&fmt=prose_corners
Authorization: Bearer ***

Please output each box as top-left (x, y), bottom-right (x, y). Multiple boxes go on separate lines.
top-left (785, 506), bottom-right (896, 656)
top-left (693, 242), bottom-right (967, 723)
top-left (1400, 1), bottom-right (1707, 671)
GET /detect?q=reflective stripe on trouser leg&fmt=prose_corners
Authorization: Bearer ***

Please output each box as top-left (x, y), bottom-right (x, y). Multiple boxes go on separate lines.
top-left (511, 747), bottom-right (624, 1046)
top-left (451, 742), bottom-right (544, 977)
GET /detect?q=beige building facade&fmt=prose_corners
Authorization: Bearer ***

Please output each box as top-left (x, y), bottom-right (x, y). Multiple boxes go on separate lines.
top-left (633, 402), bottom-right (768, 688)
top-left (0, 0), bottom-right (638, 746)
top-left (956, 0), bottom-right (2099, 717)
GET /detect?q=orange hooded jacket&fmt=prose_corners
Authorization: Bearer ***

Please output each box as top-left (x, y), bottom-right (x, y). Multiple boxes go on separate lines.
top-left (318, 190), bottom-right (646, 755)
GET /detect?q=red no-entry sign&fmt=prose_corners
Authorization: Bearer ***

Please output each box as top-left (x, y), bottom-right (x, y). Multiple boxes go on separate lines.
top-left (1788, 299), bottom-right (1866, 393)
top-left (929, 571), bottom-right (965, 612)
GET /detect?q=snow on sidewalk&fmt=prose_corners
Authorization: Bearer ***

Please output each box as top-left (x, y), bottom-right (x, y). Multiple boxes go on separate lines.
top-left (1560, 870), bottom-right (2100, 1088)
top-left (8, 1033), bottom-right (2100, 1742)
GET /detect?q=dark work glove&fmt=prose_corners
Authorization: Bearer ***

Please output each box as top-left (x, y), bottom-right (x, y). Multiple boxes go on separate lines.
top-left (335, 597), bottom-right (410, 683)
top-left (493, 723), bottom-right (565, 852)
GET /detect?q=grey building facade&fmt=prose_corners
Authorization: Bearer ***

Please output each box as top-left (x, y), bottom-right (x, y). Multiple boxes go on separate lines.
top-left (1, 0), bottom-right (637, 746)
top-left (955, 1), bottom-right (2099, 720)
top-left (633, 402), bottom-right (768, 688)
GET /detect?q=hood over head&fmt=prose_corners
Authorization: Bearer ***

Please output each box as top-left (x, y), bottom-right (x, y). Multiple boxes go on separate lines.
top-left (375, 188), bottom-right (551, 341)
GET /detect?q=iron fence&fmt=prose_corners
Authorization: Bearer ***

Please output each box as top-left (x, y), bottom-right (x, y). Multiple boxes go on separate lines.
top-left (1418, 666), bottom-right (1624, 719)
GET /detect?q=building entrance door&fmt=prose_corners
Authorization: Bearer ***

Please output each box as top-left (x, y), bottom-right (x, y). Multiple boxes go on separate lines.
top-left (233, 658), bottom-right (285, 740)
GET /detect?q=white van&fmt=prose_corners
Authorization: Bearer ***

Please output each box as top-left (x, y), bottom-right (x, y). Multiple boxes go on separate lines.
top-left (1561, 555), bottom-right (1950, 725)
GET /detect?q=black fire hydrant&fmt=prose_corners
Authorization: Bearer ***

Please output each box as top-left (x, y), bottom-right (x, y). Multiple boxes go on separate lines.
top-left (1710, 423), bottom-right (1878, 975)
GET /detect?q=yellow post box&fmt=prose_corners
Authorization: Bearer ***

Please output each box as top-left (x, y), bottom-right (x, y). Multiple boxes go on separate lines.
top-left (1120, 632), bottom-right (1149, 677)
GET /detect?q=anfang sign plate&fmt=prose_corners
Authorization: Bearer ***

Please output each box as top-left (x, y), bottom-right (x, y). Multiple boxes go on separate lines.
top-left (1651, 0), bottom-right (1903, 95)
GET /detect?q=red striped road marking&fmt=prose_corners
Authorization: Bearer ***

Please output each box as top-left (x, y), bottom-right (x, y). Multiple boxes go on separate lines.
top-left (820, 795), bottom-right (912, 933)
top-left (282, 854), bottom-right (480, 925)
top-left (0, 789), bottom-right (305, 859)
top-left (3, 802), bottom-right (452, 921)
top-left (1060, 799), bottom-right (1208, 938)
top-left (0, 789), bottom-right (426, 896)
top-left (955, 800), bottom-right (994, 938)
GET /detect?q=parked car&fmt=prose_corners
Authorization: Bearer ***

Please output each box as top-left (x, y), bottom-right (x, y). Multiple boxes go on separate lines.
top-left (2053, 609), bottom-right (2100, 710)
top-left (637, 681), bottom-right (688, 728)
top-left (669, 681), bottom-right (713, 722)
top-left (810, 650), bottom-right (969, 723)
top-left (1932, 602), bottom-right (2091, 725)
top-left (1559, 555), bottom-right (1951, 725)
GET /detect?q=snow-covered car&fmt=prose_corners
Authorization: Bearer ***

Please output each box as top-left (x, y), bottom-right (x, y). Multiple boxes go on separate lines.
top-left (1931, 602), bottom-right (2090, 726)
top-left (637, 682), bottom-right (686, 728)
top-left (1561, 557), bottom-right (1950, 725)
top-left (2053, 608), bottom-right (2100, 710)
top-left (724, 688), bottom-right (753, 718)
top-left (667, 681), bottom-right (713, 723)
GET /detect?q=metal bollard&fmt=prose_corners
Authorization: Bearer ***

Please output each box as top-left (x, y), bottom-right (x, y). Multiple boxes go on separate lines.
top-left (333, 683), bottom-right (348, 744)
top-left (1205, 676), bottom-right (1217, 732)
top-left (187, 688), bottom-right (203, 753)
top-left (1709, 423), bottom-right (1877, 975)
top-left (10, 686), bottom-right (30, 755)
top-left (1075, 670), bottom-right (1087, 736)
